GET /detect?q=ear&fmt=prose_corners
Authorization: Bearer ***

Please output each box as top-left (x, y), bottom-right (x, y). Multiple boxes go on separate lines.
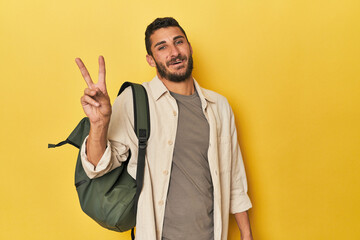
top-left (146, 54), bottom-right (156, 67)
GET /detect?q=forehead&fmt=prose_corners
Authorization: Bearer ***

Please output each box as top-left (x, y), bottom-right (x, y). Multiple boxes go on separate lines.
top-left (150, 26), bottom-right (185, 47)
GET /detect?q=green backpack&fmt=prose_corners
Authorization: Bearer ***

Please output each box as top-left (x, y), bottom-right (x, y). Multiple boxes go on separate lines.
top-left (49, 82), bottom-right (150, 239)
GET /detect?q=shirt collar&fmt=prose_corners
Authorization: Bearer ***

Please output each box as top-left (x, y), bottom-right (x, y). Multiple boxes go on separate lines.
top-left (148, 76), bottom-right (216, 105)
top-left (148, 76), bottom-right (168, 101)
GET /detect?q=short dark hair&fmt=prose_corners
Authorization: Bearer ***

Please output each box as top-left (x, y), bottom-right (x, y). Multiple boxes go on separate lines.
top-left (145, 17), bottom-right (189, 56)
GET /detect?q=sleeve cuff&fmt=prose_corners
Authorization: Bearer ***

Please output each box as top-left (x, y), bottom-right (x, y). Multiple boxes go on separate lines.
top-left (230, 192), bottom-right (253, 214)
top-left (80, 136), bottom-right (112, 179)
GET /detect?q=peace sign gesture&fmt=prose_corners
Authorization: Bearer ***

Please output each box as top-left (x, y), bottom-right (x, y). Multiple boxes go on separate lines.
top-left (76, 56), bottom-right (112, 126)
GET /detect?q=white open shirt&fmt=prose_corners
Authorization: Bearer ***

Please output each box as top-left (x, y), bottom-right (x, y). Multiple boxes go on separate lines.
top-left (81, 76), bottom-right (252, 240)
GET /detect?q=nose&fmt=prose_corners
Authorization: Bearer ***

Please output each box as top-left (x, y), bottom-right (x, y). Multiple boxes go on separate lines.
top-left (169, 44), bottom-right (180, 57)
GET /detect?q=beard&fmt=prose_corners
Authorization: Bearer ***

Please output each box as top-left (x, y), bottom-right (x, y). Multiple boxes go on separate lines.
top-left (155, 54), bottom-right (193, 83)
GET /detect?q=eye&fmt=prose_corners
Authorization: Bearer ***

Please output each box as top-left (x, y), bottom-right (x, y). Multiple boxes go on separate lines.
top-left (175, 40), bottom-right (183, 45)
top-left (158, 45), bottom-right (166, 50)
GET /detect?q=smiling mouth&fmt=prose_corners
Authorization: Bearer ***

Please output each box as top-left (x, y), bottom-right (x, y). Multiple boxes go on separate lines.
top-left (168, 57), bottom-right (186, 67)
top-left (172, 60), bottom-right (183, 65)
top-left (169, 61), bottom-right (185, 70)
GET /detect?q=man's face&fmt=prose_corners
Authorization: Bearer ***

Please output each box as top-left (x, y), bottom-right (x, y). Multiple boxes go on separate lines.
top-left (147, 26), bottom-right (193, 82)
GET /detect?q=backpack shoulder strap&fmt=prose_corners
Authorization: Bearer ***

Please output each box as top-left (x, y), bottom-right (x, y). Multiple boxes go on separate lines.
top-left (118, 81), bottom-right (150, 219)
top-left (118, 82), bottom-right (150, 142)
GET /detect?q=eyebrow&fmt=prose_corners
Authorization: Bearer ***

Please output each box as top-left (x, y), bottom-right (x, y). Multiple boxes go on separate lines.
top-left (154, 40), bottom-right (166, 48)
top-left (173, 35), bottom-right (185, 41)
top-left (153, 35), bottom-right (185, 48)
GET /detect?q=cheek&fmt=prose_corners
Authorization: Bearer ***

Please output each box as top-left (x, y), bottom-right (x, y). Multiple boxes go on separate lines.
top-left (153, 53), bottom-right (167, 63)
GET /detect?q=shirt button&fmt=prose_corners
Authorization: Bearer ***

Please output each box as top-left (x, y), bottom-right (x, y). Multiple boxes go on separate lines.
top-left (163, 170), bottom-right (169, 175)
top-left (173, 111), bottom-right (177, 116)
top-left (158, 200), bottom-right (164, 206)
top-left (168, 140), bottom-right (173, 145)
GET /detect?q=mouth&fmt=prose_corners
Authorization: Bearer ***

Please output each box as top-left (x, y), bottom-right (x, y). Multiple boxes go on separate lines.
top-left (168, 57), bottom-right (186, 67)
top-left (172, 59), bottom-right (183, 65)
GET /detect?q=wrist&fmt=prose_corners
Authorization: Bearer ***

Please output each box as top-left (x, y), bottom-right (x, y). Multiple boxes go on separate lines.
top-left (89, 116), bottom-right (110, 127)
top-left (242, 237), bottom-right (253, 240)
top-left (241, 234), bottom-right (253, 240)
top-left (89, 121), bottom-right (109, 141)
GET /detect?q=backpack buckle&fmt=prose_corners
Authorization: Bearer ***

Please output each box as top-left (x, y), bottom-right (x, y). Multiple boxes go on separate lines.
top-left (138, 129), bottom-right (148, 149)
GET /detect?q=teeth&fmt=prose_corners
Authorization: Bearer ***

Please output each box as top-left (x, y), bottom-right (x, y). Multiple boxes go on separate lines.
top-left (170, 59), bottom-right (183, 65)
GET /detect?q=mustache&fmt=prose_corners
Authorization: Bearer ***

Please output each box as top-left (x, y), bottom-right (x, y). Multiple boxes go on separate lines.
top-left (166, 55), bottom-right (187, 67)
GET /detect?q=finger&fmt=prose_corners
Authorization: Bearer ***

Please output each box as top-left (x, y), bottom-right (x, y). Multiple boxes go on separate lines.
top-left (98, 55), bottom-right (107, 92)
top-left (85, 87), bottom-right (108, 103)
top-left (75, 58), bottom-right (94, 88)
top-left (81, 95), bottom-right (100, 107)
top-left (92, 88), bottom-right (110, 104)
top-left (84, 88), bottom-right (97, 97)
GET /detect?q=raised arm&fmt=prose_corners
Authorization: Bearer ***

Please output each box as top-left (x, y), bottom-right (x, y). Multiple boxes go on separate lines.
top-left (75, 56), bottom-right (112, 167)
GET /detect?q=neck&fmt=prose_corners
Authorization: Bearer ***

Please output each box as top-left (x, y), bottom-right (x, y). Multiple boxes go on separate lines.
top-left (158, 74), bottom-right (195, 95)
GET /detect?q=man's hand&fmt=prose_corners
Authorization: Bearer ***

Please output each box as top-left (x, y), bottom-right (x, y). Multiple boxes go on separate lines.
top-left (75, 56), bottom-right (111, 166)
top-left (76, 56), bottom-right (111, 126)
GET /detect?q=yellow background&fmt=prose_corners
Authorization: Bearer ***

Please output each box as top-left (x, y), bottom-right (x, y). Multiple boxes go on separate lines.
top-left (1, 0), bottom-right (359, 239)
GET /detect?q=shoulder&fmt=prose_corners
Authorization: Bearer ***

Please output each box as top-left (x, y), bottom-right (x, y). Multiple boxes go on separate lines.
top-left (199, 86), bottom-right (232, 115)
top-left (202, 87), bottom-right (228, 103)
top-left (112, 86), bottom-right (134, 113)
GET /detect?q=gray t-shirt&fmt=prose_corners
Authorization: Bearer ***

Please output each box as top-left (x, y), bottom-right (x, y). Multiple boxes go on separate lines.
top-left (162, 90), bottom-right (214, 240)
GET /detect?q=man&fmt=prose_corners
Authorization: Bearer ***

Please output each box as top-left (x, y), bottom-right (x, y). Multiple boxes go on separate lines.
top-left (76, 17), bottom-right (253, 240)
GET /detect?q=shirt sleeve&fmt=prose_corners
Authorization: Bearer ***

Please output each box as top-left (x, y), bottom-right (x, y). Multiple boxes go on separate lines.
top-left (229, 106), bottom-right (253, 214)
top-left (80, 136), bottom-right (129, 179)
top-left (80, 87), bottom-right (137, 179)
